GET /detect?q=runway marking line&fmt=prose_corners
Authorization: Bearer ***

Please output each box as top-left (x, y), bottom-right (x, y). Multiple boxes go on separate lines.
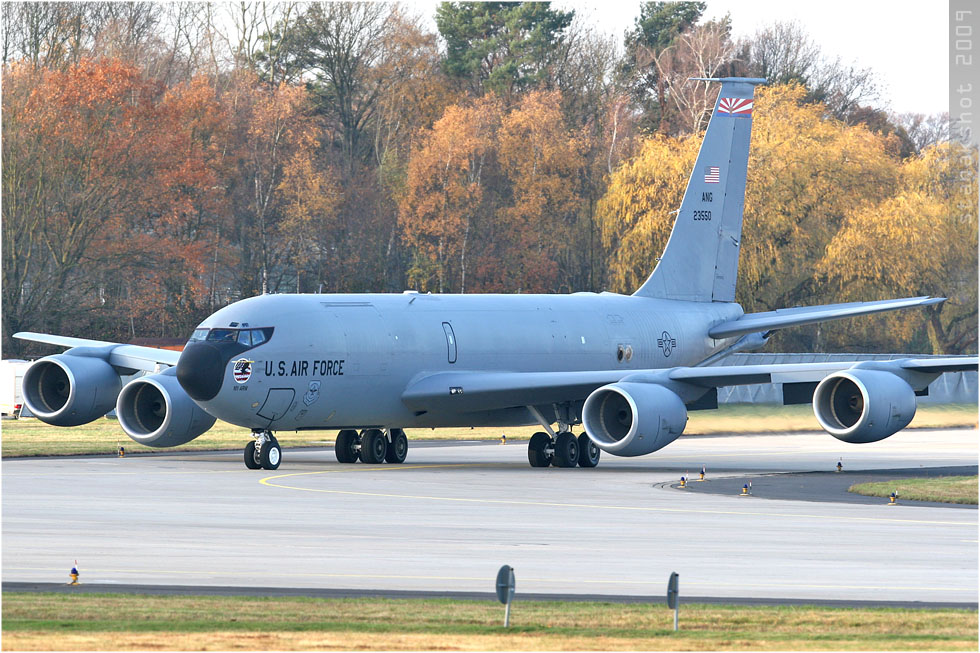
top-left (5, 567), bottom-right (974, 594)
top-left (258, 468), bottom-right (977, 527)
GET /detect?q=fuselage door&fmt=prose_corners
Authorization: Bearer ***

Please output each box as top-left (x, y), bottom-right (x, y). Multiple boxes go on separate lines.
top-left (442, 322), bottom-right (457, 364)
top-left (257, 388), bottom-right (295, 422)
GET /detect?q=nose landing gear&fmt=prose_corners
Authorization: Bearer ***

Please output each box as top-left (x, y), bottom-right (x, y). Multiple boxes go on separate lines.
top-left (244, 430), bottom-right (281, 470)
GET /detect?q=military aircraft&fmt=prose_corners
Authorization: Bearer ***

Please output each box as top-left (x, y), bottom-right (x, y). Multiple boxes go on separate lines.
top-left (15, 77), bottom-right (977, 471)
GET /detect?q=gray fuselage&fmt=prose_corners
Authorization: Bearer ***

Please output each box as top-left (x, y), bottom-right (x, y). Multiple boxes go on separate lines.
top-left (188, 293), bottom-right (742, 430)
top-left (185, 292), bottom-right (743, 432)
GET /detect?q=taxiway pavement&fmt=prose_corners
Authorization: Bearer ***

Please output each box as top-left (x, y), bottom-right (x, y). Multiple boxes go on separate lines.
top-left (3, 428), bottom-right (977, 605)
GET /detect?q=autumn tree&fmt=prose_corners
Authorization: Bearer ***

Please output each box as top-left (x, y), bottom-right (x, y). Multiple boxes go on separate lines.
top-left (370, 9), bottom-right (458, 289)
top-left (1, 59), bottom-right (226, 353)
top-left (399, 97), bottom-right (502, 293)
top-left (493, 91), bottom-right (587, 292)
top-left (595, 133), bottom-right (699, 294)
top-left (819, 143), bottom-right (978, 353)
top-left (220, 71), bottom-right (335, 297)
top-left (550, 20), bottom-right (627, 290)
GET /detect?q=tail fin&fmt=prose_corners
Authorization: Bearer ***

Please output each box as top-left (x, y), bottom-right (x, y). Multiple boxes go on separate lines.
top-left (633, 77), bottom-right (766, 302)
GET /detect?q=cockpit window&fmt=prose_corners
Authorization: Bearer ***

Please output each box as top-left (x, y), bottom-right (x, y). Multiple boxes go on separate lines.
top-left (187, 327), bottom-right (274, 348)
top-left (207, 328), bottom-right (239, 342)
top-left (189, 328), bottom-right (209, 342)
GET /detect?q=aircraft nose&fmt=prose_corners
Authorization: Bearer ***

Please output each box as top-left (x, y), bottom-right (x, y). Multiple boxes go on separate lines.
top-left (177, 341), bottom-right (246, 402)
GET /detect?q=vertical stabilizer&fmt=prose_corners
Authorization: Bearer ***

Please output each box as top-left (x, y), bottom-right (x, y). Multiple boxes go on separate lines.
top-left (633, 77), bottom-right (765, 302)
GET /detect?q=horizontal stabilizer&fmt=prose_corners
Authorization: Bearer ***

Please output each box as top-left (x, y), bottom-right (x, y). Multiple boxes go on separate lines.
top-left (13, 332), bottom-right (180, 371)
top-left (708, 297), bottom-right (945, 339)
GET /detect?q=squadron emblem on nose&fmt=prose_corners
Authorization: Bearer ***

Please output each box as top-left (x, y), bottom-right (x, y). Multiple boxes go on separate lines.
top-left (232, 359), bottom-right (253, 384)
top-left (303, 380), bottom-right (321, 406)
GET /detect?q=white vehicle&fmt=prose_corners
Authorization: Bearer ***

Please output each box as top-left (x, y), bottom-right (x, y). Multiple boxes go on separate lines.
top-left (0, 360), bottom-right (31, 418)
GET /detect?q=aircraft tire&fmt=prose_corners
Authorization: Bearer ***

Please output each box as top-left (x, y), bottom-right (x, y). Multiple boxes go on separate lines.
top-left (527, 431), bottom-right (553, 467)
top-left (385, 429), bottom-right (408, 464)
top-left (335, 429), bottom-right (359, 463)
top-left (359, 429), bottom-right (387, 464)
top-left (577, 433), bottom-right (600, 468)
top-left (553, 432), bottom-right (579, 468)
top-left (259, 438), bottom-right (282, 470)
top-left (244, 441), bottom-right (261, 470)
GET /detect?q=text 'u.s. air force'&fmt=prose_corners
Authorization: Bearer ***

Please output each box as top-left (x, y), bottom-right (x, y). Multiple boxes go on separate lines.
top-left (264, 360), bottom-right (344, 377)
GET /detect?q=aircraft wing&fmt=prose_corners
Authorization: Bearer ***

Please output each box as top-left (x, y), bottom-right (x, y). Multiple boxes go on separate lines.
top-left (13, 332), bottom-right (181, 372)
top-left (402, 370), bottom-right (629, 413)
top-left (708, 296), bottom-right (945, 339)
top-left (401, 357), bottom-right (977, 414)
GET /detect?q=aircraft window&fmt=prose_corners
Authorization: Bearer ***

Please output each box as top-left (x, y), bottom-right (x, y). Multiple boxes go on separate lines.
top-left (207, 328), bottom-right (238, 342)
top-left (251, 329), bottom-right (267, 345)
top-left (237, 330), bottom-right (252, 346)
top-left (188, 328), bottom-right (209, 342)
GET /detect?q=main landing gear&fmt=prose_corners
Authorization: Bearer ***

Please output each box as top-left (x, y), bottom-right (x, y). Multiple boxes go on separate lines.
top-left (527, 431), bottom-right (600, 468)
top-left (244, 430), bottom-right (281, 470)
top-left (335, 428), bottom-right (408, 465)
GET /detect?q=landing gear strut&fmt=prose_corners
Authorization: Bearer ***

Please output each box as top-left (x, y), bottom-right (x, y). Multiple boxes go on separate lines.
top-left (245, 430), bottom-right (281, 470)
top-left (334, 428), bottom-right (409, 465)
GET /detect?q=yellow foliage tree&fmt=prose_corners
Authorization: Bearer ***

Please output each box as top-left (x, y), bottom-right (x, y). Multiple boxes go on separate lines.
top-left (594, 133), bottom-right (698, 294)
top-left (819, 143), bottom-right (978, 353)
top-left (740, 84), bottom-right (900, 315)
top-left (594, 83), bottom-right (964, 353)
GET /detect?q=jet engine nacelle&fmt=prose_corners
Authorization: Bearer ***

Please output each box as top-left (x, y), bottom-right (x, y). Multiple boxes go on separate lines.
top-left (582, 382), bottom-right (688, 457)
top-left (22, 353), bottom-right (121, 426)
top-left (117, 368), bottom-right (216, 447)
top-left (812, 369), bottom-right (916, 444)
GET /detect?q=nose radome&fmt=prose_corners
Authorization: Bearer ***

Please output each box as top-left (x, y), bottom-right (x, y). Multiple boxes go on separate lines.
top-left (177, 342), bottom-right (229, 401)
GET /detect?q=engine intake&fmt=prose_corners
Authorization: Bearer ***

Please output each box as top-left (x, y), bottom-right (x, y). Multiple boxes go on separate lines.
top-left (813, 369), bottom-right (916, 443)
top-left (22, 353), bottom-right (121, 426)
top-left (582, 382), bottom-right (687, 456)
top-left (117, 369), bottom-right (216, 447)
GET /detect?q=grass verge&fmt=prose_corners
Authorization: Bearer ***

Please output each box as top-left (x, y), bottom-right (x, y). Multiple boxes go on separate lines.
top-left (2, 403), bottom-right (976, 458)
top-left (2, 592), bottom-right (977, 651)
top-left (848, 475), bottom-right (978, 504)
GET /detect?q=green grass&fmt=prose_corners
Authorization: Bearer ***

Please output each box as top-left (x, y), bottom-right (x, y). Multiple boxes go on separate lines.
top-left (849, 475), bottom-right (978, 504)
top-left (2, 403), bottom-right (975, 458)
top-left (2, 592), bottom-right (977, 651)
